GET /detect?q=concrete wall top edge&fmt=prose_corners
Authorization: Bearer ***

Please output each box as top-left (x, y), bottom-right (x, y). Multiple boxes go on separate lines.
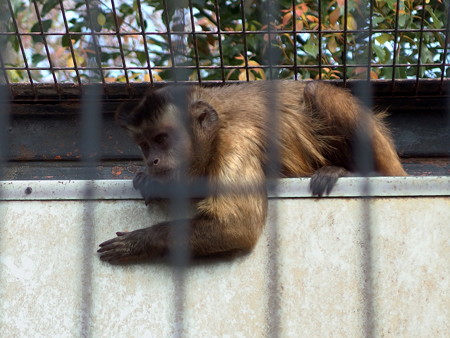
top-left (0, 176), bottom-right (449, 200)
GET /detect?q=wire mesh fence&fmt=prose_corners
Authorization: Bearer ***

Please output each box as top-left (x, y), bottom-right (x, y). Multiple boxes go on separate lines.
top-left (0, 0), bottom-right (448, 91)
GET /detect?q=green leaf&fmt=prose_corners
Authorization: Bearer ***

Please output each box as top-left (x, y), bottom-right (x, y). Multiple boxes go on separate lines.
top-left (371, 16), bottom-right (385, 27)
top-left (426, 7), bottom-right (443, 29)
top-left (398, 14), bottom-right (407, 28)
top-left (32, 53), bottom-right (47, 65)
top-left (135, 51), bottom-right (148, 65)
top-left (31, 19), bottom-right (52, 32)
top-left (41, 0), bottom-right (59, 17)
top-left (31, 19), bottom-right (52, 43)
top-left (10, 36), bottom-right (19, 52)
top-left (41, 19), bottom-right (53, 32)
top-left (303, 39), bottom-right (318, 58)
top-left (375, 33), bottom-right (392, 45)
top-left (62, 34), bottom-right (71, 47)
top-left (372, 44), bottom-right (386, 62)
top-left (192, 0), bottom-right (207, 7)
top-left (119, 3), bottom-right (133, 16)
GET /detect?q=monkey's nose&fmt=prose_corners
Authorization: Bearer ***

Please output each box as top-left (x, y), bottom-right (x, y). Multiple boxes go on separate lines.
top-left (153, 158), bottom-right (160, 166)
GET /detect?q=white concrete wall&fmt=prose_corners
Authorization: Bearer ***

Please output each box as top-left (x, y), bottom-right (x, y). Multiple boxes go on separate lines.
top-left (0, 179), bottom-right (448, 337)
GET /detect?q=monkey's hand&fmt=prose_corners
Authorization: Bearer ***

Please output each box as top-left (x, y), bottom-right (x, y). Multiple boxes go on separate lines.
top-left (133, 167), bottom-right (153, 205)
top-left (97, 230), bottom-right (147, 263)
top-left (98, 223), bottom-right (169, 263)
top-left (310, 166), bottom-right (350, 197)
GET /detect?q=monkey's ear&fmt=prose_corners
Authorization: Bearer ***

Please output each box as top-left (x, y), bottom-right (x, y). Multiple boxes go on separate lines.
top-left (192, 101), bottom-right (219, 129)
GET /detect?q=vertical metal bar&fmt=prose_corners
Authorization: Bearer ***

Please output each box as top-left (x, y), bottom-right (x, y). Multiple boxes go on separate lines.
top-left (169, 95), bottom-right (189, 338)
top-left (6, 0), bottom-right (35, 96)
top-left (136, 0), bottom-right (154, 84)
top-left (59, 0), bottom-right (82, 86)
top-left (84, 0), bottom-right (106, 87)
top-left (31, 0), bottom-right (59, 91)
top-left (263, 2), bottom-right (281, 336)
top-left (0, 4), bottom-right (10, 88)
top-left (439, 2), bottom-right (450, 91)
top-left (0, 2), bottom-right (9, 321)
top-left (415, 0), bottom-right (427, 92)
top-left (110, 0), bottom-right (130, 92)
top-left (352, 1), bottom-right (376, 336)
top-left (0, 3), bottom-right (10, 186)
top-left (79, 83), bottom-right (102, 338)
top-left (188, 0), bottom-right (202, 82)
top-left (213, 0), bottom-right (226, 82)
top-left (172, 7), bottom-right (188, 75)
top-left (291, 0), bottom-right (298, 80)
top-left (160, 3), bottom-right (190, 336)
top-left (162, 0), bottom-right (177, 81)
top-left (240, 0), bottom-right (250, 81)
top-left (358, 177), bottom-right (374, 338)
top-left (0, 60), bottom-right (9, 332)
top-left (366, 0), bottom-right (374, 81)
top-left (0, 46), bottom-right (10, 87)
top-left (391, 0), bottom-right (402, 88)
top-left (79, 2), bottom-right (103, 337)
top-left (343, 0), bottom-right (348, 83)
top-left (317, 0), bottom-right (322, 79)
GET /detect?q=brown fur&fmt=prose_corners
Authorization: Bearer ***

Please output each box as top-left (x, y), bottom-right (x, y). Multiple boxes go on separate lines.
top-left (98, 81), bottom-right (407, 262)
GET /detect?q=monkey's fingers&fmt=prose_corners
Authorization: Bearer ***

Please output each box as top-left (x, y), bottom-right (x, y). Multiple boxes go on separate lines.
top-left (99, 250), bottom-right (140, 263)
top-left (133, 170), bottom-right (147, 189)
top-left (98, 240), bottom-right (131, 262)
top-left (98, 234), bottom-right (122, 247)
top-left (97, 237), bottom-right (126, 251)
top-left (310, 175), bottom-right (337, 197)
top-left (98, 231), bottom-right (145, 262)
top-left (310, 166), bottom-right (349, 197)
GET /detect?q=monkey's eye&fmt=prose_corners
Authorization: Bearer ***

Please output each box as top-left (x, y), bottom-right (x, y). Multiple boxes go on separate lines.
top-left (153, 133), bottom-right (168, 145)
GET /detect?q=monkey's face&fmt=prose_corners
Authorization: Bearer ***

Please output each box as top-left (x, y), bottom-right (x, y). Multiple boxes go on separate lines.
top-left (133, 110), bottom-right (193, 181)
top-left (117, 86), bottom-right (220, 181)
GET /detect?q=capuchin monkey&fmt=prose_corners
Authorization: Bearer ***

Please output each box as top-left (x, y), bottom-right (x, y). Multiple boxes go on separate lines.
top-left (98, 81), bottom-right (407, 262)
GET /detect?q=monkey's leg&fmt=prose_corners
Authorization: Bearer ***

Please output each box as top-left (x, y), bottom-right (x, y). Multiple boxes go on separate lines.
top-left (304, 81), bottom-right (407, 177)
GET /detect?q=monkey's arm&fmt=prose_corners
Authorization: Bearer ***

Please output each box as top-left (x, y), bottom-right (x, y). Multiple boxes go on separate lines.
top-left (99, 166), bottom-right (267, 263)
top-left (97, 194), bottom-right (266, 262)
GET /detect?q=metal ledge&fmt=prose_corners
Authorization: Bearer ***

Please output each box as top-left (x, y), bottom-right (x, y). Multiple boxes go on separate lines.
top-left (0, 176), bottom-right (449, 201)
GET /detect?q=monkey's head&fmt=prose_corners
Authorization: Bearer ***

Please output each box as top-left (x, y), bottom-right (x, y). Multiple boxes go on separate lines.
top-left (117, 86), bottom-right (219, 181)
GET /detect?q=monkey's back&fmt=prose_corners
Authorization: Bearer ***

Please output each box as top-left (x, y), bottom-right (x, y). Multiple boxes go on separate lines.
top-left (191, 81), bottom-right (335, 177)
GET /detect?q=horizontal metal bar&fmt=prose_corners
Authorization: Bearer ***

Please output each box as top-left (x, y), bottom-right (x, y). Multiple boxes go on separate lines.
top-left (0, 28), bottom-right (446, 36)
top-left (0, 177), bottom-right (448, 201)
top-left (5, 62), bottom-right (448, 72)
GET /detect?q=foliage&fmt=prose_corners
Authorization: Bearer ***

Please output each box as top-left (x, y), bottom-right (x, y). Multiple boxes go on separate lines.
top-left (1, 0), bottom-right (448, 83)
